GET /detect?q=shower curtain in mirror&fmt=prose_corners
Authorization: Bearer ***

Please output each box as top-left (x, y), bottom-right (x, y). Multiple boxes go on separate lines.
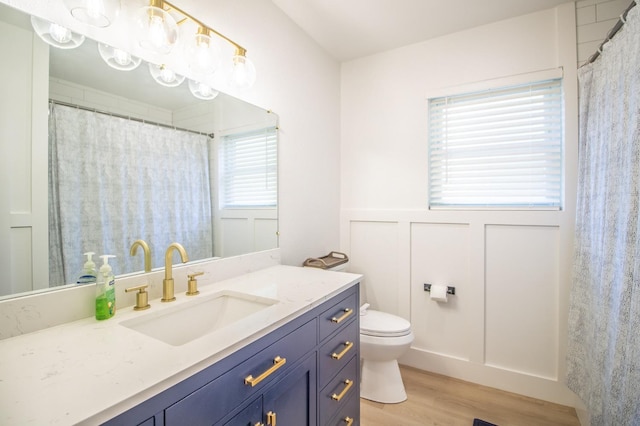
top-left (566, 5), bottom-right (640, 424)
top-left (48, 104), bottom-right (213, 285)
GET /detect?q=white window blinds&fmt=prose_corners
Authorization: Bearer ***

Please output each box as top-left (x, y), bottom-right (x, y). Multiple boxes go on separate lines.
top-left (220, 127), bottom-right (277, 208)
top-left (428, 79), bottom-right (563, 208)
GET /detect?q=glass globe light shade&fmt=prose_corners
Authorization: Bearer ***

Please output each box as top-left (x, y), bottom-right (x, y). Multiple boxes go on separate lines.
top-left (135, 5), bottom-right (179, 54)
top-left (229, 54), bottom-right (256, 89)
top-left (148, 63), bottom-right (185, 87)
top-left (30, 16), bottom-right (85, 49)
top-left (98, 44), bottom-right (142, 71)
top-left (63, 0), bottom-right (121, 28)
top-left (185, 31), bottom-right (220, 75)
top-left (188, 80), bottom-right (219, 100)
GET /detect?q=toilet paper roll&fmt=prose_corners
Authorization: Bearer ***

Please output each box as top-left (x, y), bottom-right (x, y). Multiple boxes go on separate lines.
top-left (430, 285), bottom-right (448, 303)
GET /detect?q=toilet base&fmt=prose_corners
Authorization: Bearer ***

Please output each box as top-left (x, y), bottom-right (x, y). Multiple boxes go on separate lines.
top-left (360, 358), bottom-right (407, 404)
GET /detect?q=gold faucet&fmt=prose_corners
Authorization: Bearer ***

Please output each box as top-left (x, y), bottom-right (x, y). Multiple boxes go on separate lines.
top-left (130, 239), bottom-right (152, 273)
top-left (162, 242), bottom-right (189, 302)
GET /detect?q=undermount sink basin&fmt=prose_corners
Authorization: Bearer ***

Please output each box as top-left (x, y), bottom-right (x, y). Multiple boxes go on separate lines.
top-left (121, 290), bottom-right (279, 346)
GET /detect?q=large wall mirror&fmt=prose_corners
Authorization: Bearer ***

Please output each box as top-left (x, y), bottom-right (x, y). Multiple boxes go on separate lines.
top-left (0, 2), bottom-right (278, 300)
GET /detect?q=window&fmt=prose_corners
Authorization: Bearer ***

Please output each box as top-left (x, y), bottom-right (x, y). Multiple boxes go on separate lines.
top-left (428, 79), bottom-right (563, 209)
top-left (219, 127), bottom-right (277, 208)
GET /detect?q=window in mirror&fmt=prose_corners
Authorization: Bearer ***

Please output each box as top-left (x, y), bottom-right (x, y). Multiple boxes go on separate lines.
top-left (220, 127), bottom-right (278, 208)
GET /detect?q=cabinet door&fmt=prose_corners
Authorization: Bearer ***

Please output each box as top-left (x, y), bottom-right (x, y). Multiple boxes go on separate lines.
top-left (262, 354), bottom-right (317, 426)
top-left (223, 397), bottom-right (262, 426)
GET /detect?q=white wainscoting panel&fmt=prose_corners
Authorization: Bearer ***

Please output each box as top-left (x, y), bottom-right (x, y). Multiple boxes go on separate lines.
top-left (484, 224), bottom-right (559, 379)
top-left (349, 221), bottom-right (400, 315)
top-left (254, 218), bottom-right (278, 251)
top-left (410, 222), bottom-right (471, 360)
top-left (219, 218), bottom-right (251, 257)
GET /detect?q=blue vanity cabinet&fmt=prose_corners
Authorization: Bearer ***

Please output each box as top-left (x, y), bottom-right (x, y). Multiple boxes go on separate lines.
top-left (219, 352), bottom-right (317, 426)
top-left (316, 291), bottom-right (360, 425)
top-left (102, 283), bottom-right (359, 426)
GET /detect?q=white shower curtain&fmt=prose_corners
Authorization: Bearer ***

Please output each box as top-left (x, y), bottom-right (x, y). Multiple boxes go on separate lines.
top-left (566, 5), bottom-right (640, 424)
top-left (49, 104), bottom-right (213, 285)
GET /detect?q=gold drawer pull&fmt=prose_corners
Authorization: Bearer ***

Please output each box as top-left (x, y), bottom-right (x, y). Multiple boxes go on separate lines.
top-left (331, 379), bottom-right (353, 401)
top-left (331, 341), bottom-right (354, 360)
top-left (244, 356), bottom-right (287, 387)
top-left (331, 308), bottom-right (353, 324)
top-left (267, 411), bottom-right (277, 426)
top-left (344, 417), bottom-right (354, 426)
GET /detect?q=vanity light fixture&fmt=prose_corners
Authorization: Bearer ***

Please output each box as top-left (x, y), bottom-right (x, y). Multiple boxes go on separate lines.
top-left (184, 27), bottom-right (221, 75)
top-left (148, 63), bottom-right (185, 87)
top-left (98, 43), bottom-right (142, 71)
top-left (188, 79), bottom-right (219, 100)
top-left (230, 50), bottom-right (257, 89)
top-left (62, 0), bottom-right (121, 28)
top-left (30, 16), bottom-right (85, 49)
top-left (138, 0), bottom-right (256, 88)
top-left (136, 0), bottom-right (179, 54)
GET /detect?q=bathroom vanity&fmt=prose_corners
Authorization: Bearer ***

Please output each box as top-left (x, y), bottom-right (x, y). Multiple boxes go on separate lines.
top-left (0, 265), bottom-right (361, 425)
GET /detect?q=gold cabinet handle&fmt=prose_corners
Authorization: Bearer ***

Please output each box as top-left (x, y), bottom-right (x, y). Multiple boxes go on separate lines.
top-left (267, 411), bottom-right (277, 426)
top-left (244, 356), bottom-right (287, 387)
top-left (331, 379), bottom-right (353, 401)
top-left (255, 423), bottom-right (265, 426)
top-left (344, 417), bottom-right (354, 426)
top-left (331, 308), bottom-right (353, 323)
top-left (331, 341), bottom-right (354, 360)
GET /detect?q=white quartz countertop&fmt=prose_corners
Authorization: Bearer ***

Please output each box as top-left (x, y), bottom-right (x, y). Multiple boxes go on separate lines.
top-left (0, 265), bottom-right (361, 425)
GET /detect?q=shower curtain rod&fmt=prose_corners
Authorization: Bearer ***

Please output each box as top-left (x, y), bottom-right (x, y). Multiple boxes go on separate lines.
top-left (49, 100), bottom-right (215, 139)
top-left (586, 0), bottom-right (637, 65)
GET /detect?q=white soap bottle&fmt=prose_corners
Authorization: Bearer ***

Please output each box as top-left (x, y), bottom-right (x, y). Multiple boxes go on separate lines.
top-left (77, 251), bottom-right (97, 284)
top-left (95, 255), bottom-right (116, 320)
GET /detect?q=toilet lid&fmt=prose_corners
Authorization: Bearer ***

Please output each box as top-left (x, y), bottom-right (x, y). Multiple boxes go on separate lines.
top-left (360, 310), bottom-right (411, 337)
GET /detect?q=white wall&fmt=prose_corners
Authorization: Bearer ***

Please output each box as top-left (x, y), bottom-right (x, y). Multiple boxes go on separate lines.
top-left (340, 4), bottom-right (580, 405)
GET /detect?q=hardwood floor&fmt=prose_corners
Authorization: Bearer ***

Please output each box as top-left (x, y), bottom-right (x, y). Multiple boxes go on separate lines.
top-left (360, 365), bottom-right (580, 426)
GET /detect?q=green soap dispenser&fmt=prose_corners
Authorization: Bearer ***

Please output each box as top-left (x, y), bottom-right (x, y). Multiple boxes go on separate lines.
top-left (95, 255), bottom-right (116, 320)
top-left (77, 251), bottom-right (97, 284)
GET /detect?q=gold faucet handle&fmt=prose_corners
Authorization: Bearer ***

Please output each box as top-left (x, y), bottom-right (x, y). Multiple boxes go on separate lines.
top-left (186, 272), bottom-right (204, 296)
top-left (125, 284), bottom-right (151, 311)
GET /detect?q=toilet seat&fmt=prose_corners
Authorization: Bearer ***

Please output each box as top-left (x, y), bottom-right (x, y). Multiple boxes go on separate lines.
top-left (360, 310), bottom-right (411, 337)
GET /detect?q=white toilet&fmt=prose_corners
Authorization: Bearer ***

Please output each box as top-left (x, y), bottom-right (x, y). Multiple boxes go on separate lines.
top-left (306, 253), bottom-right (414, 404)
top-left (359, 304), bottom-right (414, 403)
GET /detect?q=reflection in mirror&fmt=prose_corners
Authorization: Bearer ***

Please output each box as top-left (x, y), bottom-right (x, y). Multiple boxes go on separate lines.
top-left (0, 3), bottom-right (278, 299)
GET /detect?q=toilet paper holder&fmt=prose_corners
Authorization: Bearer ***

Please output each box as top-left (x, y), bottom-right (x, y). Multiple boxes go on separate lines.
top-left (424, 283), bottom-right (456, 295)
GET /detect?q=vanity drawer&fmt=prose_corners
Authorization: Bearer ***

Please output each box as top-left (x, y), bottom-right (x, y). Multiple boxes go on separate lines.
top-left (318, 318), bottom-right (358, 389)
top-left (319, 292), bottom-right (358, 342)
top-left (319, 356), bottom-right (358, 425)
top-left (165, 318), bottom-right (317, 426)
top-left (326, 392), bottom-right (359, 426)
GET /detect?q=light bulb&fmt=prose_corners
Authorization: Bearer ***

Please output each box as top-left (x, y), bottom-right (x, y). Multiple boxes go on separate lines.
top-left (229, 54), bottom-right (256, 89)
top-left (185, 32), bottom-right (220, 75)
top-left (136, 5), bottom-right (178, 54)
top-left (98, 43), bottom-right (142, 71)
top-left (30, 16), bottom-right (85, 49)
top-left (148, 63), bottom-right (185, 87)
top-left (63, 0), bottom-right (120, 27)
top-left (50, 23), bottom-right (72, 44)
top-left (188, 79), bottom-right (219, 100)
